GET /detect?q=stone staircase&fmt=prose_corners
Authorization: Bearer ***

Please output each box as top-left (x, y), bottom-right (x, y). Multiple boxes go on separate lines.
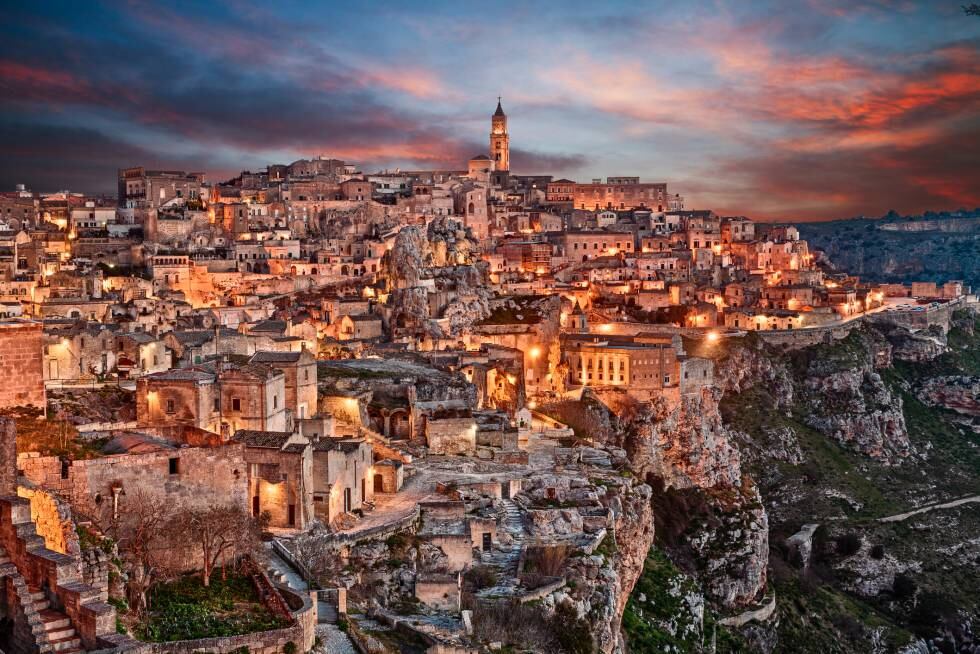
top-left (32, 588), bottom-right (84, 654)
top-left (0, 546), bottom-right (81, 653)
top-left (0, 496), bottom-right (125, 654)
top-left (478, 498), bottom-right (525, 575)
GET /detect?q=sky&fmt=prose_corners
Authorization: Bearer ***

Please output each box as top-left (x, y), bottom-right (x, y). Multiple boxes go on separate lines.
top-left (0, 1), bottom-right (978, 221)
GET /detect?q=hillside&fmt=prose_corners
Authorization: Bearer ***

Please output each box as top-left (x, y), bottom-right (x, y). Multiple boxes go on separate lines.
top-left (622, 310), bottom-right (980, 653)
top-left (796, 210), bottom-right (980, 290)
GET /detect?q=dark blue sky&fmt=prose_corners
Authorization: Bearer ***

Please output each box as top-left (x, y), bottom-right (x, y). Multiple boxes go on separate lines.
top-left (1, 0), bottom-right (978, 220)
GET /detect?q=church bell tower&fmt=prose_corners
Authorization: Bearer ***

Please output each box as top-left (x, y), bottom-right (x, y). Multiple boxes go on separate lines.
top-left (490, 97), bottom-right (509, 172)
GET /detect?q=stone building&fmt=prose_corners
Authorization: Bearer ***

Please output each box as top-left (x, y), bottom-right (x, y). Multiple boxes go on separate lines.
top-left (117, 167), bottom-right (204, 209)
top-left (311, 437), bottom-right (374, 524)
top-left (572, 179), bottom-right (669, 211)
top-left (250, 349), bottom-right (318, 420)
top-left (562, 332), bottom-right (713, 398)
top-left (136, 361), bottom-right (288, 434)
top-left (232, 430), bottom-right (313, 530)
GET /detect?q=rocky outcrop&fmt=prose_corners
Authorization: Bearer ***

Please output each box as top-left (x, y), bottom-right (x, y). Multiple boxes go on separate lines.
top-left (688, 483), bottom-right (769, 607)
top-left (882, 324), bottom-right (948, 362)
top-left (917, 376), bottom-right (980, 417)
top-left (611, 388), bottom-right (769, 609)
top-left (800, 330), bottom-right (911, 462)
top-left (804, 366), bottom-right (910, 461)
top-left (715, 341), bottom-right (795, 409)
top-left (383, 219), bottom-right (491, 338)
top-left (549, 479), bottom-right (654, 654)
top-left (625, 389), bottom-right (742, 490)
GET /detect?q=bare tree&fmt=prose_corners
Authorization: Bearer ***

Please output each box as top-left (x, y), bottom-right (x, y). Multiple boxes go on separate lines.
top-left (171, 504), bottom-right (261, 587)
top-left (109, 489), bottom-right (172, 617)
top-left (288, 529), bottom-right (337, 586)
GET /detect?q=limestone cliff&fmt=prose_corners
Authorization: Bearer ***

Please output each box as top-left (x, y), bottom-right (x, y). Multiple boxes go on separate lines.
top-left (382, 218), bottom-right (491, 338)
top-left (797, 329), bottom-right (911, 462)
top-left (592, 388), bottom-right (770, 609)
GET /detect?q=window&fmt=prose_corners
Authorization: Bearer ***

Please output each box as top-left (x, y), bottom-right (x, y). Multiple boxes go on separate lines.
top-left (165, 399), bottom-right (175, 414)
top-left (232, 398), bottom-right (241, 411)
top-left (168, 458), bottom-right (179, 475)
top-left (273, 395), bottom-right (278, 409)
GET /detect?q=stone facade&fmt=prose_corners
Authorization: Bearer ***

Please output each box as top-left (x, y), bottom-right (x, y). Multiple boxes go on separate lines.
top-left (425, 414), bottom-right (477, 455)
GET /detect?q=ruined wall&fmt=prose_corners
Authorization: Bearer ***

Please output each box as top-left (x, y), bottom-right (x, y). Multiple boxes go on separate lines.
top-left (425, 417), bottom-right (476, 455)
top-left (16, 485), bottom-right (81, 559)
top-left (0, 321), bottom-right (45, 410)
top-left (414, 574), bottom-right (461, 612)
top-left (422, 535), bottom-right (473, 572)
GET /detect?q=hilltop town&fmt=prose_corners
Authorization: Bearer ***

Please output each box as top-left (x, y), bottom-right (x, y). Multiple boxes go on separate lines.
top-left (0, 102), bottom-right (976, 654)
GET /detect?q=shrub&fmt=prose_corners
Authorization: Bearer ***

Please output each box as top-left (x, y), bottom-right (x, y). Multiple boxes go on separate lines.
top-left (464, 566), bottom-right (498, 591)
top-left (869, 544), bottom-right (885, 559)
top-left (283, 642), bottom-right (297, 654)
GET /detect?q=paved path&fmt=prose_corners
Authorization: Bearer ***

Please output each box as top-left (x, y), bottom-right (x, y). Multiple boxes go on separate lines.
top-left (878, 495), bottom-right (980, 523)
top-left (335, 472), bottom-right (434, 538)
top-left (265, 542), bottom-right (308, 590)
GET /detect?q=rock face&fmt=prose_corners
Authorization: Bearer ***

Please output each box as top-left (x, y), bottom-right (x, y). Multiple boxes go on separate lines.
top-left (881, 324), bottom-right (948, 362)
top-left (687, 483), bottom-right (769, 607)
top-left (917, 376), bottom-right (980, 417)
top-left (715, 341), bottom-right (795, 409)
top-left (803, 365), bottom-right (910, 461)
top-left (383, 218), bottom-right (491, 338)
top-left (555, 480), bottom-right (654, 654)
top-left (612, 388), bottom-right (769, 608)
top-left (800, 330), bottom-right (911, 462)
top-left (625, 389), bottom-right (742, 490)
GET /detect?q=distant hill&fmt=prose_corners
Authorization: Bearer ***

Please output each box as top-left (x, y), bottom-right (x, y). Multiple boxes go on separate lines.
top-left (796, 209), bottom-right (980, 290)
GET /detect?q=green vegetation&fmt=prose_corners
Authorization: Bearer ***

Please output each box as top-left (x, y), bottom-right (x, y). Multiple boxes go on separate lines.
top-left (712, 314), bottom-right (980, 651)
top-left (2, 406), bottom-right (107, 459)
top-left (623, 547), bottom-right (746, 653)
top-left (137, 573), bottom-right (287, 642)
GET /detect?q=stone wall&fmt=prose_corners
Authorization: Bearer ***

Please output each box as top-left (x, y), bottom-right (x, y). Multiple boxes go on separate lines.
top-left (425, 417), bottom-right (476, 455)
top-left (414, 573), bottom-right (461, 612)
top-left (422, 534), bottom-right (473, 572)
top-left (19, 444), bottom-right (248, 523)
top-left (0, 320), bottom-right (45, 410)
top-left (16, 485), bottom-right (81, 559)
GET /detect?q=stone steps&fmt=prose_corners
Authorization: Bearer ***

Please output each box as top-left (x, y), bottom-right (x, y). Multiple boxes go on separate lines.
top-left (31, 587), bottom-right (82, 654)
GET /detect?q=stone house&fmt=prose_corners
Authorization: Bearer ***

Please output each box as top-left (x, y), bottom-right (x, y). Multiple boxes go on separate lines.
top-left (338, 314), bottom-right (383, 341)
top-left (115, 331), bottom-right (171, 377)
top-left (136, 361), bottom-right (288, 435)
top-left (424, 408), bottom-right (477, 456)
top-left (250, 349), bottom-right (318, 420)
top-left (311, 437), bottom-right (374, 524)
top-left (232, 430), bottom-right (313, 530)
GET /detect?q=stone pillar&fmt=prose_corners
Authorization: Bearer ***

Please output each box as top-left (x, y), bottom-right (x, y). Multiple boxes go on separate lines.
top-left (0, 418), bottom-right (16, 496)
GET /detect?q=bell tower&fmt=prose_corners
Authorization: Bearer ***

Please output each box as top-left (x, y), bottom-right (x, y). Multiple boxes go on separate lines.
top-left (490, 97), bottom-right (509, 172)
